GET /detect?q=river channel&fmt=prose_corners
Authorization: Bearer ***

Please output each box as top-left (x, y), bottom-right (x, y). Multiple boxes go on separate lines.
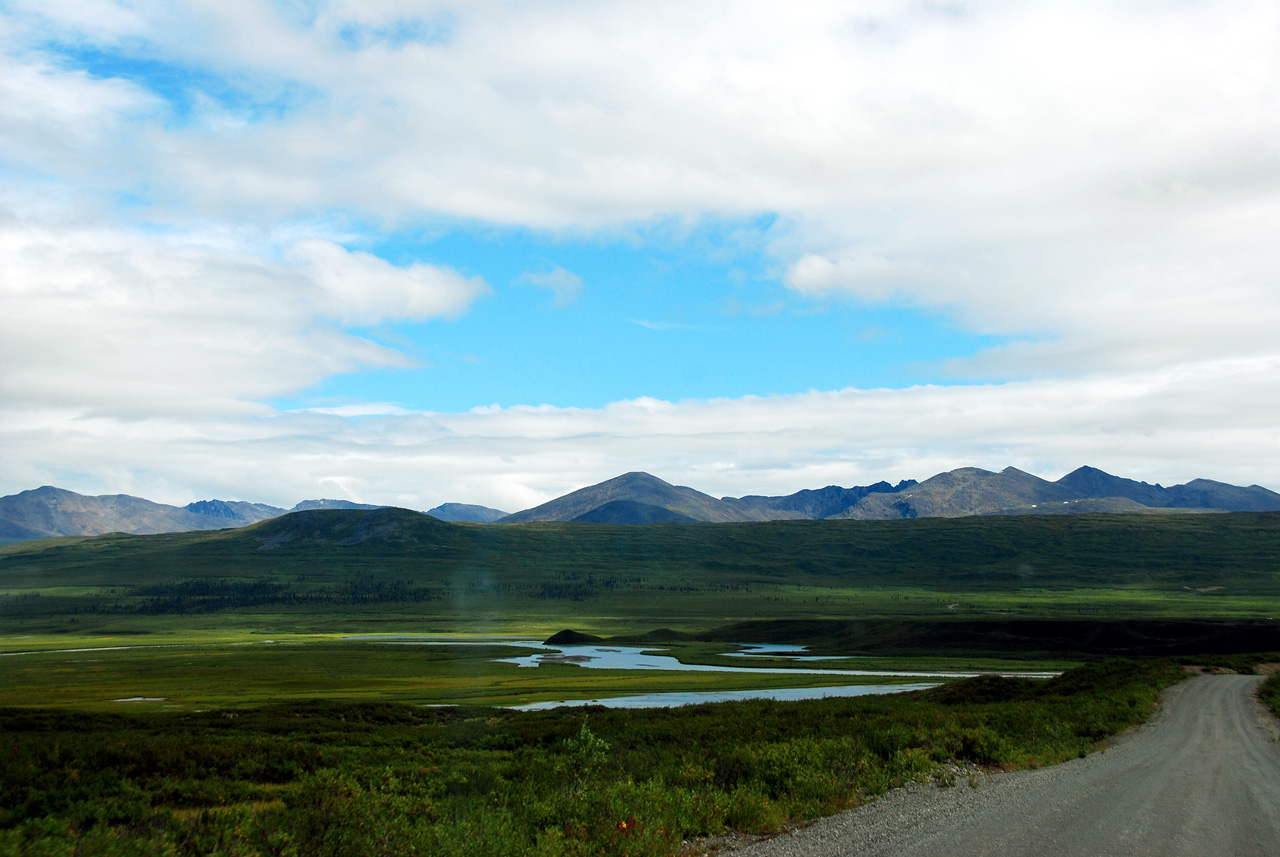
top-left (354, 637), bottom-right (1034, 710)
top-left (513, 682), bottom-right (940, 710)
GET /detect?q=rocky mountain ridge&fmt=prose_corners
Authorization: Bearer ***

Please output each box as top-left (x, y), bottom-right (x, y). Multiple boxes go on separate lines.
top-left (830, 466), bottom-right (1280, 521)
top-left (3, 465), bottom-right (1278, 542)
top-left (499, 466), bottom-right (1280, 524)
top-left (0, 487), bottom-right (389, 542)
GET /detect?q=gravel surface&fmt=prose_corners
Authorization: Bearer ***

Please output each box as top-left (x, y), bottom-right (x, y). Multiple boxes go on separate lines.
top-left (730, 675), bottom-right (1280, 857)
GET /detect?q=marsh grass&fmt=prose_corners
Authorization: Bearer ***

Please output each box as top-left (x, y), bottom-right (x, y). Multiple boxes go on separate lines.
top-left (0, 641), bottom-right (914, 710)
top-left (0, 659), bottom-right (1184, 857)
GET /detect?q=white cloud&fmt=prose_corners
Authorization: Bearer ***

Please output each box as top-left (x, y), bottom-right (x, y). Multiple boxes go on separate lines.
top-left (4, 357), bottom-right (1278, 510)
top-left (632, 320), bottom-right (701, 332)
top-left (4, 1), bottom-right (1276, 379)
top-left (2, 0), bottom-right (151, 42)
top-left (3, 2), bottom-right (1280, 506)
top-left (785, 253), bottom-right (963, 305)
top-left (0, 227), bottom-right (488, 416)
top-left (293, 240), bottom-right (488, 324)
top-left (517, 265), bottom-right (582, 308)
top-left (0, 47), bottom-right (160, 195)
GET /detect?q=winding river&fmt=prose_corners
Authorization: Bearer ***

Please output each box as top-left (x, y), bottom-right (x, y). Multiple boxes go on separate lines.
top-left (358, 637), bottom-right (1052, 709)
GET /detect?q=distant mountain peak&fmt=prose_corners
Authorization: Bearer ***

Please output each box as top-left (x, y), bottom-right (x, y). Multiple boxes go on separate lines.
top-left (185, 499), bottom-right (241, 519)
top-left (1, 487), bottom-right (282, 542)
top-left (500, 471), bottom-right (760, 523)
top-left (3, 464), bottom-right (1278, 544)
top-left (1065, 464), bottom-right (1107, 476)
top-left (606, 471), bottom-right (672, 487)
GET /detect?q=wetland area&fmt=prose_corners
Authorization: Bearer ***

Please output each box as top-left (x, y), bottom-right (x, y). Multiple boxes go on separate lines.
top-left (0, 636), bottom-right (972, 710)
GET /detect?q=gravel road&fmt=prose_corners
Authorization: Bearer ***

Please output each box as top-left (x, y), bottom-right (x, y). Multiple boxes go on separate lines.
top-left (733, 675), bottom-right (1280, 857)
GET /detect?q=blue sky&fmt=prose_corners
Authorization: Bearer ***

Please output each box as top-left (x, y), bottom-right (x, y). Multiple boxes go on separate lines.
top-left (285, 222), bottom-right (1005, 413)
top-left (2, 1), bottom-right (1278, 510)
top-left (45, 35), bottom-right (1008, 411)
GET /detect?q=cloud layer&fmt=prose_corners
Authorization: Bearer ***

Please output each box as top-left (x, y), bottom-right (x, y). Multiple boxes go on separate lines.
top-left (6, 356), bottom-right (1278, 510)
top-left (2, 1), bottom-right (1279, 504)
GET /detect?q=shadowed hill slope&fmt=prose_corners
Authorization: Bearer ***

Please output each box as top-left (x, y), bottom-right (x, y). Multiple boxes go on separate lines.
top-left (252, 507), bottom-right (446, 549)
top-left (570, 499), bottom-right (700, 524)
top-left (426, 503), bottom-right (509, 523)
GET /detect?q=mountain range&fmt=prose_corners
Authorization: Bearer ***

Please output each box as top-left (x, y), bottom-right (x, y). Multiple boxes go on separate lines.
top-left (2, 465), bottom-right (1278, 543)
top-left (498, 471), bottom-right (919, 523)
top-left (493, 467), bottom-right (1280, 524)
top-left (0, 487), bottom-right (387, 543)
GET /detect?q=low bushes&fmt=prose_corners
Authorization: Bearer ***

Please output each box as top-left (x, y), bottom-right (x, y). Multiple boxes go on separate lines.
top-left (1260, 673), bottom-right (1280, 718)
top-left (0, 659), bottom-right (1185, 857)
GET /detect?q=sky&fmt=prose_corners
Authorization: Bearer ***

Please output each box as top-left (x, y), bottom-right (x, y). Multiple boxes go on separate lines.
top-left (2, 0), bottom-right (1279, 513)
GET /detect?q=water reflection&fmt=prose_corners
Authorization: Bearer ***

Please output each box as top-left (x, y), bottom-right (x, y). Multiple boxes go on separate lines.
top-left (345, 636), bottom-right (1057, 681)
top-left (493, 643), bottom-right (976, 677)
top-left (722, 643), bottom-right (856, 662)
top-left (516, 682), bottom-right (938, 710)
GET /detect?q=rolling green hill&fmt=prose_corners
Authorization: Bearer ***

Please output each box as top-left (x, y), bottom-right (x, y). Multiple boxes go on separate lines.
top-left (3, 509), bottom-right (1279, 637)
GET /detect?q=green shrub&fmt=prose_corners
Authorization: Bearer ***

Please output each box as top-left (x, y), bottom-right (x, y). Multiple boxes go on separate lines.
top-left (1260, 673), bottom-right (1280, 717)
top-left (0, 659), bottom-right (1188, 857)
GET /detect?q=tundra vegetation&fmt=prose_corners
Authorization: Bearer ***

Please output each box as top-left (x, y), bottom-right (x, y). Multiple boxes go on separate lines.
top-left (2, 661), bottom-right (1187, 857)
top-left (1261, 673), bottom-right (1280, 717)
top-left (3, 511), bottom-right (1278, 854)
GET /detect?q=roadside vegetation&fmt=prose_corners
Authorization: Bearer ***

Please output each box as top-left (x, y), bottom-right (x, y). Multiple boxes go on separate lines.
top-left (0, 659), bottom-right (1184, 857)
top-left (1261, 673), bottom-right (1280, 717)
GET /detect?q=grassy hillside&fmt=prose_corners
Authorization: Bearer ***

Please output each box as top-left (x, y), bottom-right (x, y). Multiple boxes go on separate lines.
top-left (3, 509), bottom-right (1279, 637)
